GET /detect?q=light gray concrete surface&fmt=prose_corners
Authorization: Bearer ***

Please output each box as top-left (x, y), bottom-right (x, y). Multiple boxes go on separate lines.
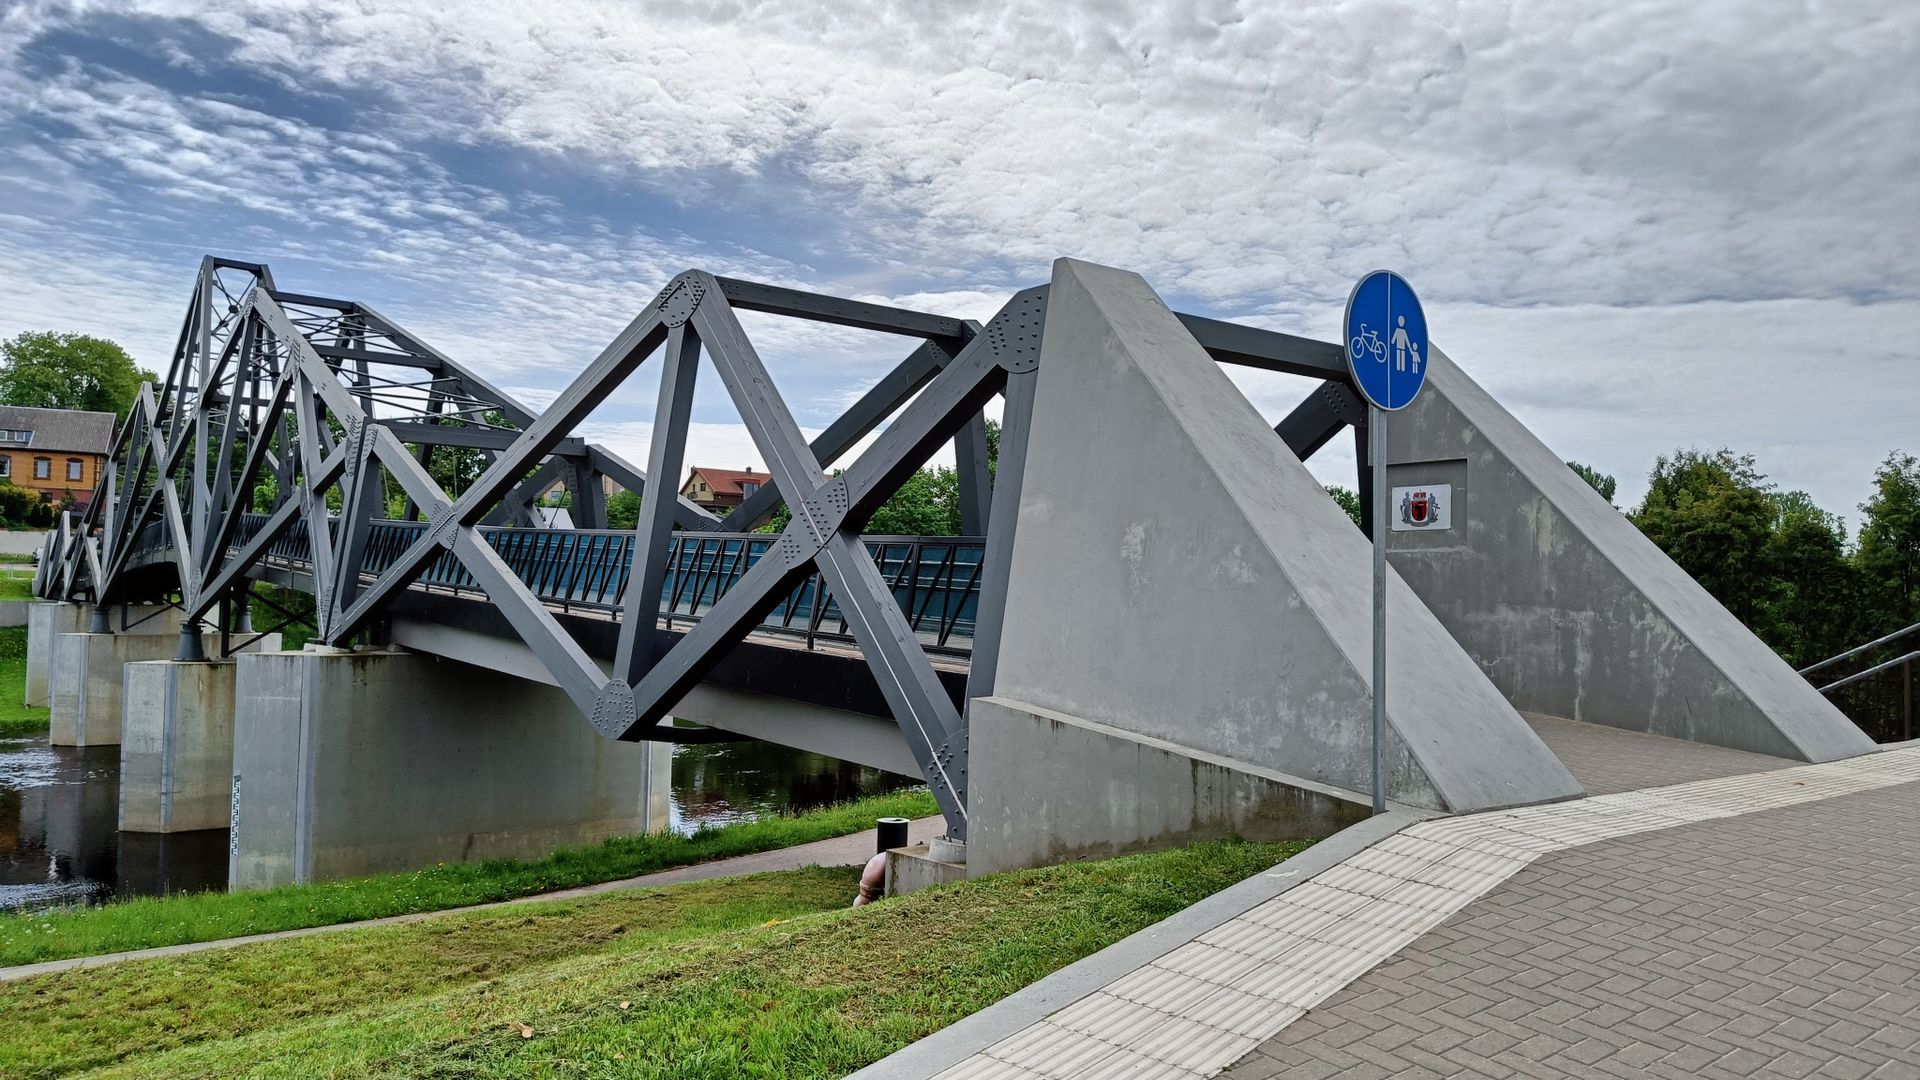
top-left (989, 259), bottom-right (1580, 823)
top-left (24, 601), bottom-right (87, 707)
top-left (0, 816), bottom-right (943, 983)
top-left (1384, 349), bottom-right (1873, 763)
top-left (49, 631), bottom-right (180, 746)
top-left (229, 647), bottom-right (670, 890)
top-left (0, 599), bottom-right (28, 628)
top-left (120, 658), bottom-right (256, 832)
top-left (848, 811), bottom-right (1420, 1080)
top-left (967, 696), bottom-right (1369, 876)
top-left (885, 841), bottom-right (968, 896)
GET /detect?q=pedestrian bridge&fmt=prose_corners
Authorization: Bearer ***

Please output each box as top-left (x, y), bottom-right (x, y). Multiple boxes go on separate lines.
top-left (32, 255), bottom-right (1882, 891)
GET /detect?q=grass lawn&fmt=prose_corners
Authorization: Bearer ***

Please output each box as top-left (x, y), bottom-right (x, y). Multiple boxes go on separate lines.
top-left (0, 567), bottom-right (35, 599)
top-left (0, 625), bottom-right (49, 736)
top-left (1, 839), bottom-right (1307, 1079)
top-left (0, 789), bottom-right (937, 967)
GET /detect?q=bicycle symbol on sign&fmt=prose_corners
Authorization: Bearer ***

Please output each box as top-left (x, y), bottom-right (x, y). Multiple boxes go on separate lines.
top-left (1349, 324), bottom-right (1386, 365)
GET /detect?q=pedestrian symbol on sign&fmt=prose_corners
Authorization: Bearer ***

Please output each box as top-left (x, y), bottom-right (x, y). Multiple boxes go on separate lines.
top-left (1391, 316), bottom-right (1420, 373)
top-left (1343, 271), bottom-right (1428, 412)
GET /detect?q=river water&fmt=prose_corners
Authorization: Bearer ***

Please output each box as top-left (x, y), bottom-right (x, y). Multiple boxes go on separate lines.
top-left (0, 734), bottom-right (917, 914)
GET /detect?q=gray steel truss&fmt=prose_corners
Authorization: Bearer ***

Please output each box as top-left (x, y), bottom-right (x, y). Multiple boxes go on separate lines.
top-left (40, 256), bottom-right (1364, 840)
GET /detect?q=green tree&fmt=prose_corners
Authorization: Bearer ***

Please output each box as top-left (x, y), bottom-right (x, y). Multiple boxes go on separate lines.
top-left (1325, 486), bottom-right (1363, 529)
top-left (1629, 448), bottom-right (1777, 624)
top-left (866, 466), bottom-right (962, 536)
top-left (606, 488), bottom-right (642, 531)
top-left (1567, 461), bottom-right (1618, 506)
top-left (0, 332), bottom-right (155, 418)
top-left (1759, 490), bottom-right (1859, 666)
top-left (1857, 450), bottom-right (1920, 630)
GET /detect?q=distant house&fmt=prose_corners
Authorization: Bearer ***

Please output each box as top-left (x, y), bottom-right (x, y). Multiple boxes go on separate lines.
top-left (680, 467), bottom-right (768, 514)
top-left (0, 405), bottom-right (115, 508)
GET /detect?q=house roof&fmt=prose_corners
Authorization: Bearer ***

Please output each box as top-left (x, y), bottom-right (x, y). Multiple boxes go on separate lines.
top-left (683, 467), bottom-right (768, 498)
top-left (0, 406), bottom-right (116, 456)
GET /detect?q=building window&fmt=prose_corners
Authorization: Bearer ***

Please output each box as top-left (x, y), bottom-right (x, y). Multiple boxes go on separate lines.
top-left (33, 457), bottom-right (49, 480)
top-left (740, 481), bottom-right (760, 496)
top-left (66, 459), bottom-right (83, 481)
top-left (0, 456), bottom-right (10, 478)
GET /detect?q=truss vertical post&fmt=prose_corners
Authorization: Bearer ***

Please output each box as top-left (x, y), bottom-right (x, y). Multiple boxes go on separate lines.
top-left (614, 324), bottom-right (702, 685)
top-left (955, 411), bottom-right (992, 535)
top-left (965, 368), bottom-right (1035, 703)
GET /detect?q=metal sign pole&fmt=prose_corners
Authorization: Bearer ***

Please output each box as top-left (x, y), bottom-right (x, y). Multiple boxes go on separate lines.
top-left (1344, 268), bottom-right (1426, 818)
top-left (1370, 405), bottom-right (1388, 815)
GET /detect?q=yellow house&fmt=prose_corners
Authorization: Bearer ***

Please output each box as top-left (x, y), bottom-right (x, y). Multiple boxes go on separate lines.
top-left (0, 405), bottom-right (115, 509)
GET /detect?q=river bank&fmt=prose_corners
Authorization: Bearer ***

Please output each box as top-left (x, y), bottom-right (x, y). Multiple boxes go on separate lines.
top-left (0, 788), bottom-right (937, 966)
top-left (2, 839), bottom-right (1307, 1078)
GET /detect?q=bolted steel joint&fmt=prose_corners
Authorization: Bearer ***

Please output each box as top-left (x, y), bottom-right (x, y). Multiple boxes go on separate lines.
top-left (656, 275), bottom-right (709, 328)
top-left (591, 680), bottom-right (639, 737)
top-left (986, 290), bottom-right (1047, 373)
top-left (426, 504), bottom-right (460, 550)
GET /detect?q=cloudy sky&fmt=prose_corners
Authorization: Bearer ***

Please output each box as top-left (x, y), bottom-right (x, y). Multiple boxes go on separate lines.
top-left (0, 1), bottom-right (1913, 525)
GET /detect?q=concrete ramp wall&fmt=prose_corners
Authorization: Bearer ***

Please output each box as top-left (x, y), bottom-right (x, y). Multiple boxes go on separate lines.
top-left (975, 260), bottom-right (1580, 862)
top-left (1381, 350), bottom-right (1873, 762)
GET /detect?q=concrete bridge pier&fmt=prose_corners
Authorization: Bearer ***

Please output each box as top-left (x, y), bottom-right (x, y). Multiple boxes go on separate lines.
top-left (119, 644), bottom-right (279, 833)
top-left (230, 648), bottom-right (671, 890)
top-left (48, 606), bottom-right (191, 747)
top-left (25, 601), bottom-right (89, 708)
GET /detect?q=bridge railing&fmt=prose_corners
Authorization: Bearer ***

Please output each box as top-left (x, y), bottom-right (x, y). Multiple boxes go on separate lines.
top-left (136, 515), bottom-right (983, 654)
top-left (1801, 622), bottom-right (1919, 743)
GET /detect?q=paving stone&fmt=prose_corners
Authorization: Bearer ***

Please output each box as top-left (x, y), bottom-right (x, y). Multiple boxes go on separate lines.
top-left (1243, 780), bottom-right (1920, 1080)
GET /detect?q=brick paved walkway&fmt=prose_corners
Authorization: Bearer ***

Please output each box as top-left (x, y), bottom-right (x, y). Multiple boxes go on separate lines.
top-left (919, 726), bottom-right (1920, 1080)
top-left (1235, 781), bottom-right (1920, 1080)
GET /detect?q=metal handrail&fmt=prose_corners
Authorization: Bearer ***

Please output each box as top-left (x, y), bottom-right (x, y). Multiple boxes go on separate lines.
top-left (1800, 622), bottom-right (1920, 677)
top-left (1814, 651), bottom-right (1920, 695)
top-left (123, 514), bottom-right (985, 654)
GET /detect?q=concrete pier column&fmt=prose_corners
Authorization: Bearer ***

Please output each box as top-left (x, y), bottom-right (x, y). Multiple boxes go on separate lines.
top-left (25, 601), bottom-right (89, 708)
top-left (230, 648), bottom-right (669, 890)
top-left (50, 629), bottom-right (183, 747)
top-left (118, 648), bottom-right (276, 833)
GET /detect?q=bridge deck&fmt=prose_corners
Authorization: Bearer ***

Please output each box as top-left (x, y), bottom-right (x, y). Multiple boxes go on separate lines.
top-left (906, 742), bottom-right (1920, 1080)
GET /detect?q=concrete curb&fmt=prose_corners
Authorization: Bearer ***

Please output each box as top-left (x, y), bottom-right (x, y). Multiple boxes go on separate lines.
top-left (845, 811), bottom-right (1424, 1080)
top-left (0, 816), bottom-right (941, 984)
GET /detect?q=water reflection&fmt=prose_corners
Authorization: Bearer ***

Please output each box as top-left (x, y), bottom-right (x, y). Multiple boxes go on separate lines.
top-left (670, 740), bottom-right (919, 832)
top-left (0, 733), bottom-right (919, 914)
top-left (0, 739), bottom-right (227, 913)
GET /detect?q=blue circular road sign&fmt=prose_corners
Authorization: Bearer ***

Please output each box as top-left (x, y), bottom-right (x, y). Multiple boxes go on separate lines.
top-left (1343, 270), bottom-right (1428, 411)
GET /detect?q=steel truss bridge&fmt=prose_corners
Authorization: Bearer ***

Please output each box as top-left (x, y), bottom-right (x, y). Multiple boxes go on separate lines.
top-left (37, 257), bottom-right (1368, 840)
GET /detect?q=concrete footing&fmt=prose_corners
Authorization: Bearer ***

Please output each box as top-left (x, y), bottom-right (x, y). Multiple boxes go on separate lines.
top-left (886, 842), bottom-right (967, 896)
top-left (230, 648), bottom-right (670, 890)
top-left (120, 659), bottom-right (252, 832)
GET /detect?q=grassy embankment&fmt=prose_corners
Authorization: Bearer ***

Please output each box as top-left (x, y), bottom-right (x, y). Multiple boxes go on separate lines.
top-left (0, 788), bottom-right (938, 967)
top-left (0, 624), bottom-right (48, 737)
top-left (0, 839), bottom-right (1307, 1079)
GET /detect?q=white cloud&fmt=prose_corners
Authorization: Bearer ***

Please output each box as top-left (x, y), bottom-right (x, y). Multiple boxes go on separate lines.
top-left (0, 0), bottom-right (1913, 518)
